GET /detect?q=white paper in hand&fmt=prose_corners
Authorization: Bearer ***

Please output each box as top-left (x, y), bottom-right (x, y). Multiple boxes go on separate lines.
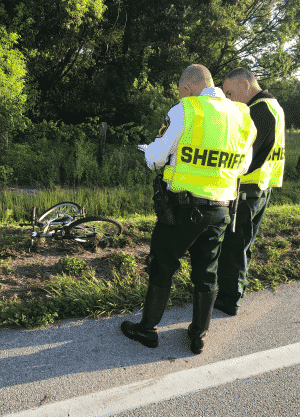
top-left (138, 144), bottom-right (147, 153)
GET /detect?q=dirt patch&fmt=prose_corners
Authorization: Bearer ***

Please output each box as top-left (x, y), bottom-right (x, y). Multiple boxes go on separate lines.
top-left (0, 229), bottom-right (151, 304)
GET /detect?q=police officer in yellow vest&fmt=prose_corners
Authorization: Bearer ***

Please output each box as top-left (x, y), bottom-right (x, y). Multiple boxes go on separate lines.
top-left (121, 64), bottom-right (257, 354)
top-left (215, 68), bottom-right (285, 316)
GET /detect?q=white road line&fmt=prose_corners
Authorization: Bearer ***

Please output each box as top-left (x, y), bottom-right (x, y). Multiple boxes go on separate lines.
top-left (4, 342), bottom-right (300, 417)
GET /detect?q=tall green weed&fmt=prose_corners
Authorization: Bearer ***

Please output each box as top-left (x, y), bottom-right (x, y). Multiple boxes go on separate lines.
top-left (0, 184), bottom-right (155, 222)
top-left (5, 118), bottom-right (157, 188)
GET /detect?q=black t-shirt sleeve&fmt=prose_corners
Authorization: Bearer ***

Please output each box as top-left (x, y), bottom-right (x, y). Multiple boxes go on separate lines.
top-left (247, 101), bottom-right (276, 174)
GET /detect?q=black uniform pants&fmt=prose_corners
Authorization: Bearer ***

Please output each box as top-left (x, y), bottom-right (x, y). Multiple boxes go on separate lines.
top-left (217, 188), bottom-right (272, 306)
top-left (148, 204), bottom-right (231, 293)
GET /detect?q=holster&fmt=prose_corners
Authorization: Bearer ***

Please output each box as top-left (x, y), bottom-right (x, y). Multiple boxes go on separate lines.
top-left (152, 173), bottom-right (177, 226)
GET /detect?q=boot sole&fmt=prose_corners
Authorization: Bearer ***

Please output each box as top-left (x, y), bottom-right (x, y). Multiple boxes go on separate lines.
top-left (121, 322), bottom-right (158, 348)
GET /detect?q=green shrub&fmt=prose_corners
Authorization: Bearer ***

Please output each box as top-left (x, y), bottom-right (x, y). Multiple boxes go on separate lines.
top-left (107, 123), bottom-right (145, 146)
top-left (127, 47), bottom-right (178, 142)
top-left (129, 77), bottom-right (178, 143)
top-left (3, 143), bottom-right (43, 185)
top-left (111, 252), bottom-right (138, 275)
top-left (0, 166), bottom-right (14, 185)
top-left (7, 118), bottom-right (156, 187)
top-left (0, 257), bottom-right (12, 275)
top-left (56, 256), bottom-right (91, 276)
top-left (8, 119), bottom-right (101, 186)
top-left (98, 144), bottom-right (156, 188)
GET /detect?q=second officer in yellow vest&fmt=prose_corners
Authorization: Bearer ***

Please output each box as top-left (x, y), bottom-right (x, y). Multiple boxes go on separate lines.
top-left (216, 67), bottom-right (285, 317)
top-left (121, 64), bottom-right (257, 354)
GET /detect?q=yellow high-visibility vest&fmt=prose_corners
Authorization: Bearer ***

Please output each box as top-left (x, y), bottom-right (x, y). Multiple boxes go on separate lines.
top-left (163, 96), bottom-right (257, 201)
top-left (239, 98), bottom-right (285, 189)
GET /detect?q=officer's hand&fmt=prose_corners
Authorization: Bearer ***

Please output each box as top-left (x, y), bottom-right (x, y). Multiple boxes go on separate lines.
top-left (137, 144), bottom-right (146, 154)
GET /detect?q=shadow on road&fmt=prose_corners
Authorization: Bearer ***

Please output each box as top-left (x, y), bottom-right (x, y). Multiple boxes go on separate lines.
top-left (0, 304), bottom-right (230, 389)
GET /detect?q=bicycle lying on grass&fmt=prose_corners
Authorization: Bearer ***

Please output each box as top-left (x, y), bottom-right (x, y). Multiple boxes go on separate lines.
top-left (19, 202), bottom-right (123, 252)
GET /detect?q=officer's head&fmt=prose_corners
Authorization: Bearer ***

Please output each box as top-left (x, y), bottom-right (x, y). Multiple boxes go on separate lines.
top-left (178, 64), bottom-right (214, 99)
top-left (222, 68), bottom-right (262, 104)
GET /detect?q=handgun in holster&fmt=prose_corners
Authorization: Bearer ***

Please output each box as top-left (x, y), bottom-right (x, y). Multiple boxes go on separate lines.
top-left (152, 164), bottom-right (177, 226)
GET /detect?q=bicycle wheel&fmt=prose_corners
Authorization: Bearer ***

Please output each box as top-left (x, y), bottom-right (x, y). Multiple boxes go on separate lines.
top-left (38, 202), bottom-right (83, 224)
top-left (65, 216), bottom-right (123, 243)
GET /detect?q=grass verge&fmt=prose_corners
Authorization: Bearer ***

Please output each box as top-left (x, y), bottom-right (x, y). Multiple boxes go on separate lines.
top-left (1, 131), bottom-right (300, 330)
top-left (0, 205), bottom-right (299, 330)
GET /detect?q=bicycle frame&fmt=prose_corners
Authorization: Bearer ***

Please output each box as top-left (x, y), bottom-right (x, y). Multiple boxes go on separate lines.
top-left (39, 212), bottom-right (76, 234)
top-left (33, 220), bottom-right (74, 240)
top-left (19, 204), bottom-right (122, 252)
top-left (20, 206), bottom-right (86, 249)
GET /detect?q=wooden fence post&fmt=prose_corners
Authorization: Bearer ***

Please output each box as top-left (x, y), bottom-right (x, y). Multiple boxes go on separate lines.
top-left (0, 132), bottom-right (8, 165)
top-left (97, 122), bottom-right (107, 168)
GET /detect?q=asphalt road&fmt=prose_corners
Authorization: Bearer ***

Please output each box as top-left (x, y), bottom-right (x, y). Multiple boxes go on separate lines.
top-left (0, 280), bottom-right (299, 416)
top-left (110, 363), bottom-right (300, 417)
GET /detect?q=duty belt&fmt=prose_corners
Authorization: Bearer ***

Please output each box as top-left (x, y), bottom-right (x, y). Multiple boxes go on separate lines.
top-left (172, 192), bottom-right (230, 207)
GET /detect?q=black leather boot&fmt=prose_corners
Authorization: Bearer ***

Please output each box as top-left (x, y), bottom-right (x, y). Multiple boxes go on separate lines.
top-left (121, 283), bottom-right (171, 348)
top-left (214, 291), bottom-right (240, 316)
top-left (214, 297), bottom-right (239, 316)
top-left (188, 289), bottom-right (218, 354)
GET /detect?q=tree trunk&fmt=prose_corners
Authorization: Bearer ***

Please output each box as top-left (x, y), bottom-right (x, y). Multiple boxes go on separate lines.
top-left (0, 132), bottom-right (8, 165)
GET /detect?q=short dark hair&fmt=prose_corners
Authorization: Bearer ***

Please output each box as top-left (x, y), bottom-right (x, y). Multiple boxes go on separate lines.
top-left (222, 67), bottom-right (256, 88)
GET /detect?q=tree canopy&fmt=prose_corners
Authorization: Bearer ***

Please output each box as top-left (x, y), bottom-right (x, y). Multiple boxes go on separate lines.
top-left (1, 0), bottom-right (300, 130)
top-left (1, 0), bottom-right (300, 187)
top-left (0, 25), bottom-right (26, 133)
